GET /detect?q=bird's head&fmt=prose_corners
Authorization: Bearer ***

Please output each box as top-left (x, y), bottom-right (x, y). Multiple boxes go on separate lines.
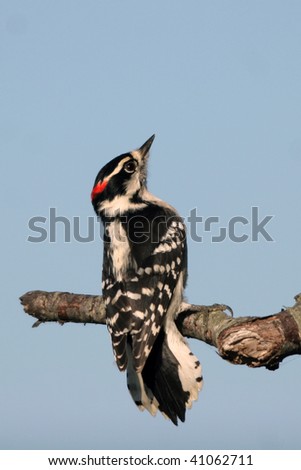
top-left (91, 135), bottom-right (155, 216)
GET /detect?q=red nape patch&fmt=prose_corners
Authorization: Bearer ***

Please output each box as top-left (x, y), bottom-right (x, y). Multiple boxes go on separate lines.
top-left (91, 180), bottom-right (108, 200)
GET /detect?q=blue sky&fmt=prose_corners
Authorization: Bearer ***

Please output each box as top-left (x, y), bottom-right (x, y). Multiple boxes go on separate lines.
top-left (1, 0), bottom-right (301, 449)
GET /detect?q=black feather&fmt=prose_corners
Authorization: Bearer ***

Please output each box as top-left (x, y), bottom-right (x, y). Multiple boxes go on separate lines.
top-left (142, 330), bottom-right (190, 425)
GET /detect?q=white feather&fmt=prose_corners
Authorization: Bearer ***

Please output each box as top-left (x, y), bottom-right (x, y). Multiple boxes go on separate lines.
top-left (164, 273), bottom-right (203, 409)
top-left (106, 221), bottom-right (136, 281)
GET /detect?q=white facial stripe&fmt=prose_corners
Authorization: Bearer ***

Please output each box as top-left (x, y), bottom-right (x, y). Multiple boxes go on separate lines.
top-left (106, 156), bottom-right (132, 181)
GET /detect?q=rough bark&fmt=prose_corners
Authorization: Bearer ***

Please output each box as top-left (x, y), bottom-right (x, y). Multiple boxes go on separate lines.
top-left (20, 290), bottom-right (301, 371)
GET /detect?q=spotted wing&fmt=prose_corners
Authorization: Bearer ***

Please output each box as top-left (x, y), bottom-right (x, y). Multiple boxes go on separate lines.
top-left (105, 219), bottom-right (187, 372)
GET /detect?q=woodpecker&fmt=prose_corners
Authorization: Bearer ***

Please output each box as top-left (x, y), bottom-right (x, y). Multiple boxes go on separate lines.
top-left (91, 135), bottom-right (202, 425)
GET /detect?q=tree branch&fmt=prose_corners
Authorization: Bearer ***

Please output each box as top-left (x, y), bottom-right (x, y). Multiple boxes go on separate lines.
top-left (20, 290), bottom-right (301, 370)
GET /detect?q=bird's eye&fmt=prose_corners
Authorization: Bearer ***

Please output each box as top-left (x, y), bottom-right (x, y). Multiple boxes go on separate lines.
top-left (124, 160), bottom-right (137, 174)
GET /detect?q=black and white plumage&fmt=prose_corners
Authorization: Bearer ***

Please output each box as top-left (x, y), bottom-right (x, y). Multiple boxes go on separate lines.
top-left (91, 135), bottom-right (202, 425)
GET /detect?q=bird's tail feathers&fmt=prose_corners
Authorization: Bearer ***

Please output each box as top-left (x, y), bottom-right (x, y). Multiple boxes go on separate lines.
top-left (166, 322), bottom-right (203, 410)
top-left (126, 343), bottom-right (159, 416)
top-left (127, 327), bottom-right (202, 425)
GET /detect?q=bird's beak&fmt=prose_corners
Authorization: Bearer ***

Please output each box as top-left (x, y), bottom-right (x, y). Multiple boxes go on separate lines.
top-left (139, 134), bottom-right (155, 158)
